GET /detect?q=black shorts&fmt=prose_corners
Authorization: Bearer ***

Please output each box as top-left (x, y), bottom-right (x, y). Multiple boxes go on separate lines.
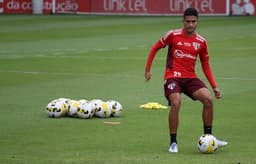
top-left (164, 78), bottom-right (207, 105)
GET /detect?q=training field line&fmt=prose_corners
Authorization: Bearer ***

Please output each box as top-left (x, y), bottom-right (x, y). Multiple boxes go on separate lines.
top-left (0, 45), bottom-right (148, 59)
top-left (1, 70), bottom-right (256, 81)
top-left (0, 70), bottom-right (136, 78)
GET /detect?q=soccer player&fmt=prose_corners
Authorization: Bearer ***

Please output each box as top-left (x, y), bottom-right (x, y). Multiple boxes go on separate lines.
top-left (144, 8), bottom-right (228, 153)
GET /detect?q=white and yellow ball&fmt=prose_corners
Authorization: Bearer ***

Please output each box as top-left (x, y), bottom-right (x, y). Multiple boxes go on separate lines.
top-left (107, 100), bottom-right (123, 117)
top-left (55, 98), bottom-right (70, 114)
top-left (197, 134), bottom-right (218, 154)
top-left (77, 102), bottom-right (95, 119)
top-left (45, 100), bottom-right (67, 118)
top-left (67, 100), bottom-right (80, 117)
top-left (94, 101), bottom-right (111, 118)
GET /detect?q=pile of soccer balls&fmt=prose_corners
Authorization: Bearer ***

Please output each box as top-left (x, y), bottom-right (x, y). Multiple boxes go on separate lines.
top-left (45, 98), bottom-right (123, 119)
top-left (197, 134), bottom-right (218, 154)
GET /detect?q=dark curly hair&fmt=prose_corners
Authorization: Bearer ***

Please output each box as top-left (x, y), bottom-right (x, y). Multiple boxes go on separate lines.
top-left (183, 8), bottom-right (198, 18)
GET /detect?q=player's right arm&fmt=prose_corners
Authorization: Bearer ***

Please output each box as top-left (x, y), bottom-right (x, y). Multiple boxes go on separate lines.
top-left (145, 40), bottom-right (165, 81)
top-left (145, 30), bottom-right (174, 81)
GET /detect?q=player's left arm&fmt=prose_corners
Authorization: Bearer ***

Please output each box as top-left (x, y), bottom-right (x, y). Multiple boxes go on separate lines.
top-left (199, 42), bottom-right (222, 99)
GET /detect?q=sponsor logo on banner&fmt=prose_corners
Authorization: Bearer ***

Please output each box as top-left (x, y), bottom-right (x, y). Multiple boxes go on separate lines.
top-left (55, 0), bottom-right (78, 13)
top-left (0, 0), bottom-right (78, 14)
top-left (44, 0), bottom-right (78, 14)
top-left (230, 0), bottom-right (256, 16)
top-left (1, 0), bottom-right (255, 16)
top-left (103, 0), bottom-right (147, 12)
top-left (77, 0), bottom-right (228, 15)
top-left (169, 0), bottom-right (214, 13)
top-left (1, 0), bottom-right (32, 14)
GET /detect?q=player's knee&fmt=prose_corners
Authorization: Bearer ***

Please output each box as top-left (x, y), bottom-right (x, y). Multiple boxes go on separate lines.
top-left (170, 99), bottom-right (181, 110)
top-left (169, 93), bottom-right (181, 111)
top-left (202, 96), bottom-right (213, 108)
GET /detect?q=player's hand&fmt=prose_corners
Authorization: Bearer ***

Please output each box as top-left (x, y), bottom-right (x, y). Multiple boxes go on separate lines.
top-left (213, 87), bottom-right (222, 99)
top-left (145, 71), bottom-right (151, 81)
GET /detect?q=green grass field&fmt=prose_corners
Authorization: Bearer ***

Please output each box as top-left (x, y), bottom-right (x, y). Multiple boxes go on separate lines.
top-left (0, 15), bottom-right (256, 164)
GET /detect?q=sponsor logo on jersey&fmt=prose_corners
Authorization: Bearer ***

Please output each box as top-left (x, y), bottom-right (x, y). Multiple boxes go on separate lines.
top-left (174, 49), bottom-right (196, 60)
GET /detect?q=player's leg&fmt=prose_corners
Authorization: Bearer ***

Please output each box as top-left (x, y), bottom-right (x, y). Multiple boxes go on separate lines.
top-left (183, 79), bottom-right (213, 134)
top-left (164, 79), bottom-right (181, 153)
top-left (192, 87), bottom-right (228, 147)
top-left (192, 87), bottom-right (213, 133)
top-left (168, 92), bottom-right (182, 136)
top-left (168, 92), bottom-right (181, 153)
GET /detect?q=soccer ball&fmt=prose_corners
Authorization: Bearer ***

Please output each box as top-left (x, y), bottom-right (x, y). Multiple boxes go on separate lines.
top-left (57, 98), bottom-right (70, 110)
top-left (55, 98), bottom-right (70, 114)
top-left (67, 100), bottom-right (80, 117)
top-left (197, 134), bottom-right (218, 154)
top-left (77, 102), bottom-right (95, 119)
top-left (46, 100), bottom-right (67, 118)
top-left (46, 101), bottom-right (55, 117)
top-left (45, 98), bottom-right (70, 118)
top-left (107, 100), bottom-right (123, 117)
top-left (94, 101), bottom-right (111, 118)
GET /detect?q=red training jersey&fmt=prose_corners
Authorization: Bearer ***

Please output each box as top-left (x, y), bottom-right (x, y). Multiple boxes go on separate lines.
top-left (145, 28), bottom-right (217, 88)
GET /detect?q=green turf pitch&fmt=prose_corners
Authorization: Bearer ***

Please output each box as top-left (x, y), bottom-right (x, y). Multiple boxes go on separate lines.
top-left (0, 15), bottom-right (256, 164)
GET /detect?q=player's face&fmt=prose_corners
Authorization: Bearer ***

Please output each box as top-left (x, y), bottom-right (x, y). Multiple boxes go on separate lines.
top-left (183, 16), bottom-right (198, 35)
